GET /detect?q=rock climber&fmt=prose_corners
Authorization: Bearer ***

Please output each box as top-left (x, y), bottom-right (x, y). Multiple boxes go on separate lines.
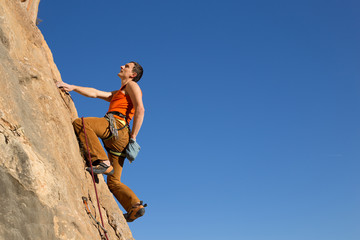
top-left (56, 61), bottom-right (146, 222)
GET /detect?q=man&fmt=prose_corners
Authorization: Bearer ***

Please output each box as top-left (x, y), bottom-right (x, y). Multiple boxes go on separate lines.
top-left (57, 61), bottom-right (146, 222)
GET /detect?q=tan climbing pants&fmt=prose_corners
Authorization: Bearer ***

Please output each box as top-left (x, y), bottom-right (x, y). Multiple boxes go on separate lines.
top-left (73, 117), bottom-right (140, 212)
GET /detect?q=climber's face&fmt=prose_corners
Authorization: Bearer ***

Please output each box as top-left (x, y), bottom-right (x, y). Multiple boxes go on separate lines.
top-left (118, 62), bottom-right (137, 80)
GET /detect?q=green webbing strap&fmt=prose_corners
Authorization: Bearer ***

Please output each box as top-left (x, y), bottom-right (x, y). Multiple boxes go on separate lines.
top-left (103, 142), bottom-right (126, 157)
top-left (107, 148), bottom-right (127, 158)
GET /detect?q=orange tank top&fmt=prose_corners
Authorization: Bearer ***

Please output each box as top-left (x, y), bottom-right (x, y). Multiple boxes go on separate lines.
top-left (107, 85), bottom-right (137, 125)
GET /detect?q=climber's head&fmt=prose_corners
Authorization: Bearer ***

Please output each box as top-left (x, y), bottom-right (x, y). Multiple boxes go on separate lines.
top-left (130, 61), bottom-right (143, 82)
top-left (118, 62), bottom-right (143, 82)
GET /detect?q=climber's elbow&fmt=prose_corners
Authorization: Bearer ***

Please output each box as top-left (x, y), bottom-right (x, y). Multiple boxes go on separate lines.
top-left (135, 106), bottom-right (145, 116)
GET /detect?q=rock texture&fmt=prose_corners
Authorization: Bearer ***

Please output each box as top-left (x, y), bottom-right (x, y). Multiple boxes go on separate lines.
top-left (0, 1), bottom-right (134, 239)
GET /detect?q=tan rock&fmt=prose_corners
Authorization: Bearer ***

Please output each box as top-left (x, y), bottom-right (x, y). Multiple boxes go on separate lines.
top-left (0, 1), bottom-right (134, 239)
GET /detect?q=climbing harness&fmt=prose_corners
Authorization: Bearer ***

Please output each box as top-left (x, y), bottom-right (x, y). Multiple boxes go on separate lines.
top-left (103, 112), bottom-right (129, 158)
top-left (104, 111), bottom-right (129, 140)
top-left (102, 112), bottom-right (141, 163)
top-left (82, 117), bottom-right (109, 240)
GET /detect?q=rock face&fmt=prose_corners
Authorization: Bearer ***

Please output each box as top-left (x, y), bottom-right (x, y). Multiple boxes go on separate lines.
top-left (0, 1), bottom-right (134, 239)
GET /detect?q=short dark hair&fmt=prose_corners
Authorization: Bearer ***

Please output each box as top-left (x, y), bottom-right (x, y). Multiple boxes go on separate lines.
top-left (130, 61), bottom-right (143, 82)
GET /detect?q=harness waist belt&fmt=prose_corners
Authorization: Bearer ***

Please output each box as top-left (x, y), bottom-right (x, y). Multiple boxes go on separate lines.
top-left (107, 111), bottom-right (127, 121)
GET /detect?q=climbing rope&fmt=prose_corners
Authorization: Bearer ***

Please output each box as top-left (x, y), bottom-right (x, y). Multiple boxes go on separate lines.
top-left (82, 117), bottom-right (109, 240)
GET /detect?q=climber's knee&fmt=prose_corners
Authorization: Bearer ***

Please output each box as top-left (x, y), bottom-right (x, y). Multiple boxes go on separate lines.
top-left (72, 118), bottom-right (82, 127)
top-left (72, 118), bottom-right (82, 131)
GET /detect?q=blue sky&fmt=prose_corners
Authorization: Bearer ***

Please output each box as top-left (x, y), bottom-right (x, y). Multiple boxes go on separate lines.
top-left (38, 1), bottom-right (360, 239)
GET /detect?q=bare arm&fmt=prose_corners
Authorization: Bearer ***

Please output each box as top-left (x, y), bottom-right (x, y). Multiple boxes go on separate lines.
top-left (56, 81), bottom-right (117, 102)
top-left (125, 81), bottom-right (145, 141)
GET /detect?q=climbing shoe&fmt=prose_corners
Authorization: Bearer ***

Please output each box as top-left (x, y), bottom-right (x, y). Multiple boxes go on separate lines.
top-left (123, 201), bottom-right (147, 222)
top-left (86, 162), bottom-right (114, 175)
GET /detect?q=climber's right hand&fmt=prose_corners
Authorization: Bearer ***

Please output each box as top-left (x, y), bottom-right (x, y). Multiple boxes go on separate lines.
top-left (56, 81), bottom-right (74, 92)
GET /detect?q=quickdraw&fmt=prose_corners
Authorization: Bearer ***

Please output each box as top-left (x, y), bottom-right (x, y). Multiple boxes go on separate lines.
top-left (82, 197), bottom-right (107, 239)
